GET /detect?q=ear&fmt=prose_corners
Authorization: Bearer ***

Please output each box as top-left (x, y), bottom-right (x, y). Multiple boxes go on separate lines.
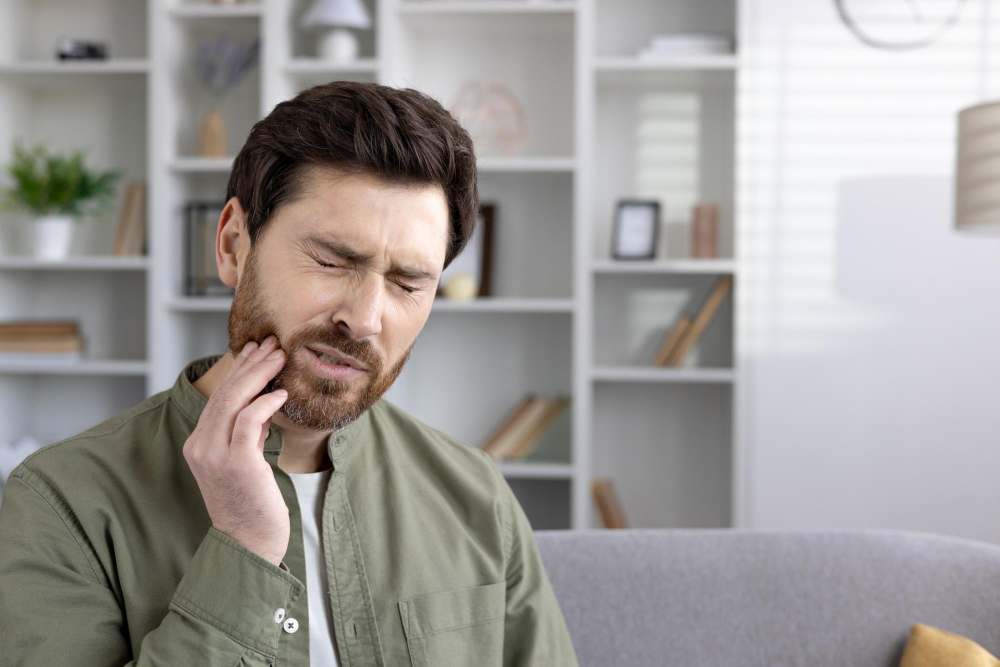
top-left (217, 196), bottom-right (247, 289)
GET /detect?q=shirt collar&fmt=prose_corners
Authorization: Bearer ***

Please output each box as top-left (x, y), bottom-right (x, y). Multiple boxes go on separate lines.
top-left (169, 353), bottom-right (374, 467)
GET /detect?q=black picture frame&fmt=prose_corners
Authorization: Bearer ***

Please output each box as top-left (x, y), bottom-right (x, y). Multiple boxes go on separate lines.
top-left (437, 202), bottom-right (495, 298)
top-left (184, 201), bottom-right (233, 297)
top-left (611, 199), bottom-right (660, 260)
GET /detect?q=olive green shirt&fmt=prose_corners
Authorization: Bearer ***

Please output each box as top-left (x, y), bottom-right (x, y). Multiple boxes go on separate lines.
top-left (0, 354), bottom-right (579, 667)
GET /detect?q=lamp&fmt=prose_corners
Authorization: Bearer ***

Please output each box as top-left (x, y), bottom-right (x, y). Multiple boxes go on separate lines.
top-left (301, 0), bottom-right (372, 64)
top-left (954, 99), bottom-right (1000, 234)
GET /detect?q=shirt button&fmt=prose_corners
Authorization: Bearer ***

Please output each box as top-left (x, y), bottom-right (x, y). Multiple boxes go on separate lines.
top-left (273, 608), bottom-right (286, 624)
top-left (283, 617), bottom-right (299, 634)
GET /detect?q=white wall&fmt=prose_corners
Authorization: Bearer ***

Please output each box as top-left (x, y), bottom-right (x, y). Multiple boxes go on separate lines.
top-left (738, 0), bottom-right (1000, 543)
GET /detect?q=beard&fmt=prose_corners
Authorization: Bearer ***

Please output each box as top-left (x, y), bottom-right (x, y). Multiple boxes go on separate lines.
top-left (226, 246), bottom-right (415, 432)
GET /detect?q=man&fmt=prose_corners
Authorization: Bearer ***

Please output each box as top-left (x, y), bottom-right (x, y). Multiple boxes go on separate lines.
top-left (0, 81), bottom-right (580, 667)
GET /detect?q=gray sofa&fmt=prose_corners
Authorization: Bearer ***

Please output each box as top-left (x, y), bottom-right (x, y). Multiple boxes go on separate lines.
top-left (534, 528), bottom-right (1000, 666)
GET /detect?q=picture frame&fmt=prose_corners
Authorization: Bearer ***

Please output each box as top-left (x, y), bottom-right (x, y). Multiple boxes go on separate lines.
top-left (437, 202), bottom-right (495, 298)
top-left (184, 201), bottom-right (233, 297)
top-left (611, 199), bottom-right (660, 260)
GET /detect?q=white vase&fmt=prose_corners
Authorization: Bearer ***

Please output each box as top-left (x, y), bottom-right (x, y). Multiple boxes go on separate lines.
top-left (318, 29), bottom-right (359, 63)
top-left (33, 214), bottom-right (75, 260)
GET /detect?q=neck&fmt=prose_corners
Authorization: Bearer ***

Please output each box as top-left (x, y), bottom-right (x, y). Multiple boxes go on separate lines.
top-left (192, 352), bottom-right (333, 473)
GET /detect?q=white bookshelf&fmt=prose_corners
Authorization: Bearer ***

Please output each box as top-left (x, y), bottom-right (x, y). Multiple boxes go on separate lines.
top-left (0, 0), bottom-right (742, 532)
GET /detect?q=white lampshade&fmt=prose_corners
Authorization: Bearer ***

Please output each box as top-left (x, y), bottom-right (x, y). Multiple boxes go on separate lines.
top-left (955, 99), bottom-right (1000, 234)
top-left (301, 0), bottom-right (371, 29)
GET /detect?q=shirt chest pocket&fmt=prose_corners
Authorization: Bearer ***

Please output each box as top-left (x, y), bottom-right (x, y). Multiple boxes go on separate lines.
top-left (398, 579), bottom-right (506, 667)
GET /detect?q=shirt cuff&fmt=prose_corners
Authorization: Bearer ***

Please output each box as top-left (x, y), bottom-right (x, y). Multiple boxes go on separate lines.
top-left (170, 527), bottom-right (305, 656)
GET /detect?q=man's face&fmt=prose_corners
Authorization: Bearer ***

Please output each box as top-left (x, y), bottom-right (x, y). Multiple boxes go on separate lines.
top-left (225, 165), bottom-right (448, 431)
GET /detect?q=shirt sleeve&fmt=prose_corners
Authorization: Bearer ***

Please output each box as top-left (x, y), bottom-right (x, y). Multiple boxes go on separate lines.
top-left (488, 457), bottom-right (581, 667)
top-left (0, 467), bottom-right (305, 666)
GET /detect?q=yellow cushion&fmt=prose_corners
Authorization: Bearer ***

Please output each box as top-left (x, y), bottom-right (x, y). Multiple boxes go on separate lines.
top-left (899, 623), bottom-right (1000, 667)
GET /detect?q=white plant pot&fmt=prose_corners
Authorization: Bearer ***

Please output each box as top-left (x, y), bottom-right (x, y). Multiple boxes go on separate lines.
top-left (33, 214), bottom-right (75, 260)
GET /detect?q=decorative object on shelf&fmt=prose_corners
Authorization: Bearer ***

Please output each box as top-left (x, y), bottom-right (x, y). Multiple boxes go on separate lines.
top-left (479, 393), bottom-right (571, 463)
top-left (691, 201), bottom-right (718, 258)
top-left (591, 477), bottom-right (629, 528)
top-left (611, 199), bottom-right (660, 260)
top-left (653, 275), bottom-right (733, 367)
top-left (954, 99), bottom-right (1000, 235)
top-left (301, 0), bottom-right (372, 63)
top-left (449, 80), bottom-right (526, 158)
top-left (55, 36), bottom-right (108, 60)
top-left (637, 32), bottom-right (734, 60)
top-left (0, 320), bottom-right (84, 362)
top-left (436, 202), bottom-right (494, 299)
top-left (184, 201), bottom-right (233, 296)
top-left (111, 181), bottom-right (147, 256)
top-left (441, 272), bottom-right (477, 300)
top-left (0, 140), bottom-right (122, 260)
top-left (193, 33), bottom-right (260, 157)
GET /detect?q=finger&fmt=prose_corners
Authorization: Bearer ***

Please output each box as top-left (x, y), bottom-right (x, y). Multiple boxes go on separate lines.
top-left (230, 340), bottom-right (259, 370)
top-left (209, 343), bottom-right (285, 425)
top-left (227, 335), bottom-right (278, 379)
top-left (230, 390), bottom-right (288, 456)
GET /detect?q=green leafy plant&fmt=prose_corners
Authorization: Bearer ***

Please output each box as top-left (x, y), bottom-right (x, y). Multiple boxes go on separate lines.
top-left (1, 139), bottom-right (123, 220)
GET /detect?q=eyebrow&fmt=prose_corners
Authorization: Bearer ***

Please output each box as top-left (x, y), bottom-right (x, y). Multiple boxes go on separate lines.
top-left (302, 234), bottom-right (439, 283)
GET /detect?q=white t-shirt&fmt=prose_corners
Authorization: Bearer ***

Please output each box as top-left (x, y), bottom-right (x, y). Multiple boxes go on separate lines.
top-left (288, 468), bottom-right (340, 666)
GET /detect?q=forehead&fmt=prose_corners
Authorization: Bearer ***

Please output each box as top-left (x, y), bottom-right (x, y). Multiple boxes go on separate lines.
top-left (276, 164), bottom-right (448, 268)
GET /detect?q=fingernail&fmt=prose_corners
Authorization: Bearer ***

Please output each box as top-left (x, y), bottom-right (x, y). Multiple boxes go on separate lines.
top-left (264, 335), bottom-right (277, 347)
top-left (239, 342), bottom-right (254, 357)
top-left (266, 349), bottom-right (283, 360)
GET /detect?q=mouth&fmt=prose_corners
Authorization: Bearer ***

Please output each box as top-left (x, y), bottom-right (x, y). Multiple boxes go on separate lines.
top-left (305, 345), bottom-right (369, 372)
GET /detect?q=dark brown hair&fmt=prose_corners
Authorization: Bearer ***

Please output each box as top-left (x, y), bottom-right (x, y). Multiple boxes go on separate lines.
top-left (226, 80), bottom-right (478, 270)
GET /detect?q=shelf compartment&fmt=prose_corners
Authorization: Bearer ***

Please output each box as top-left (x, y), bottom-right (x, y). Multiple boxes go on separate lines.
top-left (0, 0), bottom-right (147, 61)
top-left (0, 271), bottom-right (147, 362)
top-left (0, 374), bottom-right (147, 447)
top-left (592, 72), bottom-right (735, 260)
top-left (590, 382), bottom-right (731, 529)
top-left (594, 0), bottom-right (735, 61)
top-left (592, 273), bottom-right (733, 369)
top-left (397, 10), bottom-right (574, 160)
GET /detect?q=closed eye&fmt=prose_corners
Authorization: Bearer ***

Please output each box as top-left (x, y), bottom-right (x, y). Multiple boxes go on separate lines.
top-left (315, 259), bottom-right (417, 294)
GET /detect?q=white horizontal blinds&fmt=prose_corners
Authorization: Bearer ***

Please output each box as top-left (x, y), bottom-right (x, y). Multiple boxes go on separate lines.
top-left (635, 92), bottom-right (700, 244)
top-left (738, 0), bottom-right (992, 356)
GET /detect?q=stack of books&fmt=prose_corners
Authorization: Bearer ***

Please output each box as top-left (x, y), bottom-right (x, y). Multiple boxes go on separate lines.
top-left (479, 393), bottom-right (571, 463)
top-left (0, 320), bottom-right (84, 363)
top-left (637, 32), bottom-right (734, 59)
top-left (652, 275), bottom-right (733, 366)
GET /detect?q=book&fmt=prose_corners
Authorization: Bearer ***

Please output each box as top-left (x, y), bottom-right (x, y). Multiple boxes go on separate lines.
top-left (0, 332), bottom-right (84, 354)
top-left (652, 315), bottom-right (692, 366)
top-left (662, 275), bottom-right (733, 366)
top-left (480, 394), bottom-right (567, 463)
top-left (507, 395), bottom-right (570, 460)
top-left (0, 320), bottom-right (79, 337)
top-left (112, 181), bottom-right (147, 256)
top-left (591, 477), bottom-right (629, 528)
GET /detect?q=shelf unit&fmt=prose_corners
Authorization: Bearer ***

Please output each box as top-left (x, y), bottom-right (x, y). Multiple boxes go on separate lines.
top-left (0, 0), bottom-right (742, 531)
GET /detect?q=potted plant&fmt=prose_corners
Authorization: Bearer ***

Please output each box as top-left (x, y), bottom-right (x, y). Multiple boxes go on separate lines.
top-left (0, 140), bottom-right (121, 260)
